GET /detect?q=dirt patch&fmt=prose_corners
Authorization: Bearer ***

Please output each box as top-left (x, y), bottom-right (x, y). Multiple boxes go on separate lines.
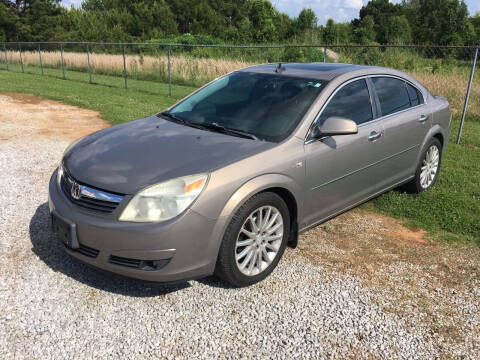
top-left (0, 93), bottom-right (109, 141)
top-left (291, 208), bottom-right (480, 355)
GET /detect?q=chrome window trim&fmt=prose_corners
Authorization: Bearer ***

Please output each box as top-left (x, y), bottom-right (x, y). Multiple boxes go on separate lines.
top-left (368, 74), bottom-right (428, 106)
top-left (304, 74), bottom-right (428, 144)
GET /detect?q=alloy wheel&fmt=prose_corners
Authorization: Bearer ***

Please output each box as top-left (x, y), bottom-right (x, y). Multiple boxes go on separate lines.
top-left (235, 205), bottom-right (284, 276)
top-left (420, 144), bottom-right (440, 189)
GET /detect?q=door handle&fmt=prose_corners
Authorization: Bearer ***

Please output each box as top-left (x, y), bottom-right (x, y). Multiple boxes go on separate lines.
top-left (368, 131), bottom-right (382, 141)
top-left (418, 115), bottom-right (429, 123)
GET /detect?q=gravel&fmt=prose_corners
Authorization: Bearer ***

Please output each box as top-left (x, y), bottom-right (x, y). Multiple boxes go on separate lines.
top-left (0, 94), bottom-right (478, 359)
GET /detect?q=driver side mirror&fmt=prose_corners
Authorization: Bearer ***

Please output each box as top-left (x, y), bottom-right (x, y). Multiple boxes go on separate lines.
top-left (311, 117), bottom-right (358, 138)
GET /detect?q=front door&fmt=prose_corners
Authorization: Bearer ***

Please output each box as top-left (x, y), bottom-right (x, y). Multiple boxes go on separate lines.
top-left (303, 78), bottom-right (386, 228)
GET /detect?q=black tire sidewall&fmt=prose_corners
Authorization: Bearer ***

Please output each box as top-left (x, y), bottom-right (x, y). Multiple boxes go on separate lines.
top-left (215, 192), bottom-right (290, 287)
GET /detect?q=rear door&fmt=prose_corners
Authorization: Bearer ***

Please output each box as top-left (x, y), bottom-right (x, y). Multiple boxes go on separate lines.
top-left (369, 76), bottom-right (431, 184)
top-left (303, 78), bottom-right (386, 227)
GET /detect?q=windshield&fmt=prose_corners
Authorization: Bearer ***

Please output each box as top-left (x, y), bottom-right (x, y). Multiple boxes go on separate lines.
top-left (168, 72), bottom-right (328, 142)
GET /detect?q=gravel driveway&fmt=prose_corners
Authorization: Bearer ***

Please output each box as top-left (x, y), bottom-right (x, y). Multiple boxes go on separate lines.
top-left (1, 93), bottom-right (478, 359)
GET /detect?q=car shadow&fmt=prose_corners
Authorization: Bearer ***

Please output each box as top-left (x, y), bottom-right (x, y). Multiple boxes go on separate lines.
top-left (29, 203), bottom-right (195, 297)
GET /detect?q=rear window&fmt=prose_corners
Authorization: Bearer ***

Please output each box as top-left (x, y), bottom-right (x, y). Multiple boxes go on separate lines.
top-left (372, 77), bottom-right (410, 116)
top-left (406, 83), bottom-right (424, 106)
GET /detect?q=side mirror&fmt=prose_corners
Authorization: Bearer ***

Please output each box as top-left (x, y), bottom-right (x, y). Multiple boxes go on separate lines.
top-left (312, 117), bottom-right (358, 138)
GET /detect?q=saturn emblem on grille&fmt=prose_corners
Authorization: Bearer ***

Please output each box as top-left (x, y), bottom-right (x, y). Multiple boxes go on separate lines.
top-left (71, 182), bottom-right (81, 200)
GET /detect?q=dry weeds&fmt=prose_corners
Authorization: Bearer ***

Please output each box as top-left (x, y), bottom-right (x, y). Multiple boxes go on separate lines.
top-left (4, 50), bottom-right (479, 120)
top-left (5, 50), bottom-right (252, 83)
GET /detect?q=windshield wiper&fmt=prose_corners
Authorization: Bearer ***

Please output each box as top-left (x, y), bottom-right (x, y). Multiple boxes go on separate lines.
top-left (159, 114), bottom-right (259, 140)
top-left (196, 122), bottom-right (259, 140)
top-left (159, 111), bottom-right (186, 124)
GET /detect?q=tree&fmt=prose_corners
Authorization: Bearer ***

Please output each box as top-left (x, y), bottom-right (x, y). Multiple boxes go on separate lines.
top-left (248, 0), bottom-right (277, 43)
top-left (324, 18), bottom-right (336, 44)
top-left (384, 15), bottom-right (411, 44)
top-left (296, 8), bottom-right (317, 32)
top-left (471, 12), bottom-right (480, 44)
top-left (353, 0), bottom-right (404, 44)
top-left (403, 0), bottom-right (473, 45)
top-left (353, 15), bottom-right (376, 44)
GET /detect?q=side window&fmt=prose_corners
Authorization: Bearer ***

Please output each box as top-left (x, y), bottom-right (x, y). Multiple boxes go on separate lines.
top-left (372, 77), bottom-right (410, 116)
top-left (406, 83), bottom-right (424, 106)
top-left (317, 79), bottom-right (373, 125)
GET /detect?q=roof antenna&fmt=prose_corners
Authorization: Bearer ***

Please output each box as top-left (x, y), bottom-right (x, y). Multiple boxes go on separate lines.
top-left (275, 63), bottom-right (285, 73)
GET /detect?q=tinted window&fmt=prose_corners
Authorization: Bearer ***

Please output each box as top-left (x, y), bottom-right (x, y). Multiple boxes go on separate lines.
top-left (317, 79), bottom-right (373, 125)
top-left (406, 83), bottom-right (424, 106)
top-left (169, 72), bottom-right (328, 142)
top-left (372, 77), bottom-right (410, 116)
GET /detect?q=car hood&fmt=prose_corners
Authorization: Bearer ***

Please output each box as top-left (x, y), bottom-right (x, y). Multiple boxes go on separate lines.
top-left (64, 115), bottom-right (275, 194)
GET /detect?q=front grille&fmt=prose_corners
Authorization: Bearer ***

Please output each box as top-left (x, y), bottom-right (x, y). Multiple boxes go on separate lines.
top-left (60, 167), bottom-right (123, 214)
top-left (65, 243), bottom-right (100, 258)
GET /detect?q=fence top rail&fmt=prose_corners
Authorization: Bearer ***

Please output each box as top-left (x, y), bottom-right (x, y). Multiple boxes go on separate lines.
top-left (1, 41), bottom-right (479, 50)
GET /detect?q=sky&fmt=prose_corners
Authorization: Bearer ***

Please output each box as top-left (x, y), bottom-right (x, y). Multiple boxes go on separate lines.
top-left (61, 0), bottom-right (480, 26)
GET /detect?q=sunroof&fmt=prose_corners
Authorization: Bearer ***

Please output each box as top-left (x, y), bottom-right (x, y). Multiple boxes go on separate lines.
top-left (284, 63), bottom-right (355, 72)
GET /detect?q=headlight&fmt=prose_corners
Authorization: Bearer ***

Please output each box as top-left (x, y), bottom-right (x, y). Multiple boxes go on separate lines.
top-left (63, 136), bottom-right (84, 157)
top-left (119, 174), bottom-right (209, 223)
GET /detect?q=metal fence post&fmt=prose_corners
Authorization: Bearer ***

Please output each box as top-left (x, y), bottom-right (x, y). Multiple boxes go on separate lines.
top-left (457, 47), bottom-right (478, 144)
top-left (38, 43), bottom-right (43, 75)
top-left (19, 43), bottom-right (24, 73)
top-left (3, 43), bottom-right (8, 71)
top-left (60, 43), bottom-right (66, 80)
top-left (168, 44), bottom-right (172, 97)
top-left (323, 46), bottom-right (327, 63)
top-left (86, 43), bottom-right (92, 84)
top-left (122, 43), bottom-right (127, 89)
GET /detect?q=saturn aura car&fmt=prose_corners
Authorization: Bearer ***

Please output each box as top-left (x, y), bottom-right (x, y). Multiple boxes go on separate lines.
top-left (49, 63), bottom-right (451, 287)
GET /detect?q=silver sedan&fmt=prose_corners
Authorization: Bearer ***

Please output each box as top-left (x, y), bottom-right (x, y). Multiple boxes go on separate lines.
top-left (49, 63), bottom-right (451, 287)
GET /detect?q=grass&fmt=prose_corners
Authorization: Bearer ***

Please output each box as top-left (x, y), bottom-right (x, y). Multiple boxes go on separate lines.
top-left (0, 68), bottom-right (478, 244)
top-left (0, 68), bottom-right (195, 125)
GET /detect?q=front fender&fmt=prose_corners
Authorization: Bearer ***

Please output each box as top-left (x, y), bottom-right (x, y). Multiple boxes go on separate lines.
top-left (217, 173), bottom-right (303, 220)
top-left (196, 173), bottom-right (304, 274)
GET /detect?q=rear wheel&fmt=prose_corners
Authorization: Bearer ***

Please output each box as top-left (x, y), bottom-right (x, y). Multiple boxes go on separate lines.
top-left (404, 138), bottom-right (442, 193)
top-left (215, 192), bottom-right (290, 287)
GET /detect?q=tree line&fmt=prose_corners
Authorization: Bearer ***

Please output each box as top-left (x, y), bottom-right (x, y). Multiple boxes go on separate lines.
top-left (1, 0), bottom-right (479, 46)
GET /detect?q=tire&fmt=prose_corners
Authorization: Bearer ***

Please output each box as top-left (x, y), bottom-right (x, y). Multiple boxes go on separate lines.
top-left (403, 137), bottom-right (442, 193)
top-left (215, 192), bottom-right (290, 287)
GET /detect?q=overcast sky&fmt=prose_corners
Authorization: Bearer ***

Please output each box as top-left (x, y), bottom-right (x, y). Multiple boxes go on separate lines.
top-left (62, 0), bottom-right (480, 26)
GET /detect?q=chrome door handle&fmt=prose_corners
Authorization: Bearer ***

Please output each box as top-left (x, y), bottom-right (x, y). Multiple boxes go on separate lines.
top-left (368, 131), bottom-right (382, 141)
top-left (419, 115), bottom-right (429, 123)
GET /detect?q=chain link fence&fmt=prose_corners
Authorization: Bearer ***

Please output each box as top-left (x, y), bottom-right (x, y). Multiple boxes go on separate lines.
top-left (0, 42), bottom-right (478, 144)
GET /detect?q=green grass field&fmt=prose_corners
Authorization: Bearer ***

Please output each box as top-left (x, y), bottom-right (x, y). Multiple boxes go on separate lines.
top-left (0, 69), bottom-right (478, 244)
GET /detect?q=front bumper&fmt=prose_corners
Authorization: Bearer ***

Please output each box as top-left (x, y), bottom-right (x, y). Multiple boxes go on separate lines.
top-left (48, 169), bottom-right (221, 282)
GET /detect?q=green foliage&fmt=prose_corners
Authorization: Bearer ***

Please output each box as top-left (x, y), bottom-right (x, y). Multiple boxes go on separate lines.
top-left (403, 0), bottom-right (474, 45)
top-left (0, 0), bottom-right (478, 47)
top-left (384, 15), bottom-right (412, 44)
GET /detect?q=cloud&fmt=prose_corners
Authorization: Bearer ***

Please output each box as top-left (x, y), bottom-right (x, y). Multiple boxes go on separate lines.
top-left (344, 0), bottom-right (363, 9)
top-left (61, 0), bottom-right (83, 8)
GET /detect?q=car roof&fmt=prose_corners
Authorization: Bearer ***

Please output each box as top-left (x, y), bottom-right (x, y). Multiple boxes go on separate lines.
top-left (238, 63), bottom-right (385, 81)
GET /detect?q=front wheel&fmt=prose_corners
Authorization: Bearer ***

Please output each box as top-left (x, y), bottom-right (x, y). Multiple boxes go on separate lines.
top-left (404, 137), bottom-right (442, 193)
top-left (215, 192), bottom-right (290, 287)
